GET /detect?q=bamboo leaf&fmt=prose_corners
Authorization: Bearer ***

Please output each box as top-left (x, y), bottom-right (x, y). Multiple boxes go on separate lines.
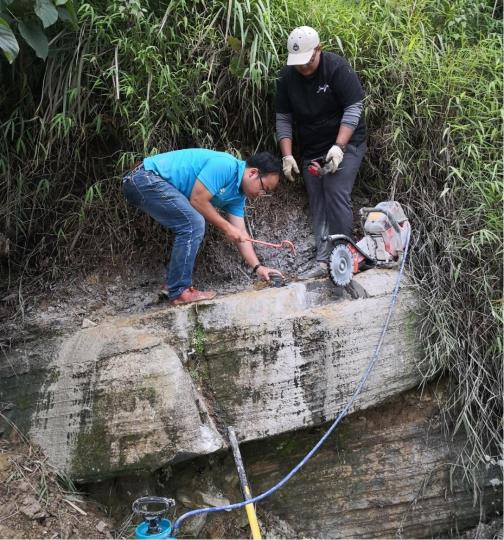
top-left (227, 35), bottom-right (241, 52)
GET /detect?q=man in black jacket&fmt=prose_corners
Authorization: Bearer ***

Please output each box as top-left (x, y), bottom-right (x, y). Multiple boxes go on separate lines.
top-left (276, 26), bottom-right (367, 279)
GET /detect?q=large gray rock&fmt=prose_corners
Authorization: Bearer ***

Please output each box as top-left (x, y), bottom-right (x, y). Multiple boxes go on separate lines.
top-left (162, 386), bottom-right (501, 539)
top-left (31, 326), bottom-right (224, 477)
top-left (1, 270), bottom-right (419, 480)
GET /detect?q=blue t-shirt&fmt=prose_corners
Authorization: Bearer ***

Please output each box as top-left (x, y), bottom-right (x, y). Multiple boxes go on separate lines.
top-left (143, 149), bottom-right (246, 217)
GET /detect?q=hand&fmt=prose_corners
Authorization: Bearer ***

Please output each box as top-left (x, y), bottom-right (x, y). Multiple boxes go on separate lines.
top-left (325, 145), bottom-right (344, 173)
top-left (225, 225), bottom-right (250, 244)
top-left (256, 266), bottom-right (284, 281)
top-left (282, 155), bottom-right (299, 182)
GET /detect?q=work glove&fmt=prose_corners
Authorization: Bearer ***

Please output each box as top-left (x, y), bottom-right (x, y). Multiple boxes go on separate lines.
top-left (325, 145), bottom-right (345, 173)
top-left (282, 155), bottom-right (299, 182)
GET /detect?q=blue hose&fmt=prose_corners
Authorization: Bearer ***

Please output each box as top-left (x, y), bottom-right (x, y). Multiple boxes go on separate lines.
top-left (172, 230), bottom-right (411, 536)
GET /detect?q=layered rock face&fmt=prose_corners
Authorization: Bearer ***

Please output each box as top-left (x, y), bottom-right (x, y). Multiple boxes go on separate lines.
top-left (1, 270), bottom-right (417, 480)
top-left (164, 387), bottom-right (501, 539)
top-left (1, 270), bottom-right (501, 537)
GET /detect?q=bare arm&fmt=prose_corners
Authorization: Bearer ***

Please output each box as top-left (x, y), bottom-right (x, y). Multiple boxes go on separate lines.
top-left (279, 138), bottom-right (293, 157)
top-left (190, 180), bottom-right (248, 243)
top-left (228, 215), bottom-right (284, 280)
top-left (228, 215), bottom-right (261, 268)
top-left (336, 124), bottom-right (355, 147)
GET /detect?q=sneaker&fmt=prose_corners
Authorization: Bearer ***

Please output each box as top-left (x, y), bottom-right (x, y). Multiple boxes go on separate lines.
top-left (297, 262), bottom-right (328, 280)
top-left (170, 287), bottom-right (217, 306)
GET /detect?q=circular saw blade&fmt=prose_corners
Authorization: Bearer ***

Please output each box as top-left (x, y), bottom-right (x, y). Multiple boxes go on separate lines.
top-left (329, 243), bottom-right (354, 287)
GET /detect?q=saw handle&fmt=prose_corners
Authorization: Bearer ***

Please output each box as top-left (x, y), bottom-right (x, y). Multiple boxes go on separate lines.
top-left (359, 207), bottom-right (406, 263)
top-left (307, 157), bottom-right (332, 177)
top-left (359, 207), bottom-right (401, 234)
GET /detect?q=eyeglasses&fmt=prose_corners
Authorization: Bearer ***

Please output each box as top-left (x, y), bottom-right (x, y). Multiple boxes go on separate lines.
top-left (258, 174), bottom-right (272, 196)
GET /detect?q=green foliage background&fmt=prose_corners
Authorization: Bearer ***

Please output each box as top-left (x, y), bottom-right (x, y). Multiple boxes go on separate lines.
top-left (0, 0), bottom-right (78, 63)
top-left (0, 0), bottom-right (502, 489)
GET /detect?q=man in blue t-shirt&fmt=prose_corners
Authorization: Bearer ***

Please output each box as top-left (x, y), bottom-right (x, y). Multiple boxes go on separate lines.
top-left (122, 149), bottom-right (283, 305)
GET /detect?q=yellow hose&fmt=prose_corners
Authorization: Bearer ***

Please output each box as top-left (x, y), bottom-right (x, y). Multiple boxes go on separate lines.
top-left (243, 486), bottom-right (262, 540)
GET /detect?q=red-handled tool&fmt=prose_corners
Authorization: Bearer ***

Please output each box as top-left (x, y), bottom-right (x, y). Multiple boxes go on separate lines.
top-left (307, 157), bottom-right (333, 177)
top-left (246, 239), bottom-right (296, 256)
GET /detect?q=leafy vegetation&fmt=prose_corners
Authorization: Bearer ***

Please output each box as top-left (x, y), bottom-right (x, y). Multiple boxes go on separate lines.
top-left (0, 0), bottom-right (77, 62)
top-left (0, 0), bottom-right (502, 493)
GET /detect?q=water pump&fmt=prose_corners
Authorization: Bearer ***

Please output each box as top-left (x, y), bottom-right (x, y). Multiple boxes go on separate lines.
top-left (132, 496), bottom-right (176, 539)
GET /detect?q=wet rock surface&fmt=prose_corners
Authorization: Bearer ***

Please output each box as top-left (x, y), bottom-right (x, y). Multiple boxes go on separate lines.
top-left (1, 270), bottom-right (417, 480)
top-left (87, 386), bottom-right (502, 539)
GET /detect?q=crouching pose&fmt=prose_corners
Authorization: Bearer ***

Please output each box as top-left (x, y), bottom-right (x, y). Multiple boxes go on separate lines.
top-left (122, 148), bottom-right (283, 305)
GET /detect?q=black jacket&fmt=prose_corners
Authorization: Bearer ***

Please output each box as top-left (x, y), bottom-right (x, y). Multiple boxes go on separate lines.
top-left (275, 51), bottom-right (366, 159)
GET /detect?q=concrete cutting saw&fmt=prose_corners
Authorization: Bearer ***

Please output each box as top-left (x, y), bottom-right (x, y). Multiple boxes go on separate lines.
top-left (323, 201), bottom-right (410, 287)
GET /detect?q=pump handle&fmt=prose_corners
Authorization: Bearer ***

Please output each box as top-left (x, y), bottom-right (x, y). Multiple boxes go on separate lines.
top-left (132, 496), bottom-right (175, 519)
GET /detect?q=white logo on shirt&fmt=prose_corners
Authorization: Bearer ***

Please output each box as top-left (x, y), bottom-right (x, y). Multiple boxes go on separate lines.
top-left (317, 84), bottom-right (330, 94)
top-left (219, 188), bottom-right (226, 193)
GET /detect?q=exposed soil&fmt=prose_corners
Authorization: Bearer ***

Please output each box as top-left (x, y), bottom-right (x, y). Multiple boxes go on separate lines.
top-left (0, 183), bottom-right (306, 341)
top-left (0, 436), bottom-right (114, 539)
top-left (0, 182), bottom-right (372, 352)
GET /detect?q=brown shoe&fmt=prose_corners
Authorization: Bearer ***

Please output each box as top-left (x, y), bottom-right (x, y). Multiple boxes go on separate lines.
top-left (170, 287), bottom-right (217, 306)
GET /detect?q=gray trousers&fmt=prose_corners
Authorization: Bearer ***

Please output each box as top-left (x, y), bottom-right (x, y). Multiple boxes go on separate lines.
top-left (302, 142), bottom-right (367, 262)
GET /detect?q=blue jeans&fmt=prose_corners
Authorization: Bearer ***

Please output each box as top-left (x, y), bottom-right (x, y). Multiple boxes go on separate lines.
top-left (122, 167), bottom-right (205, 299)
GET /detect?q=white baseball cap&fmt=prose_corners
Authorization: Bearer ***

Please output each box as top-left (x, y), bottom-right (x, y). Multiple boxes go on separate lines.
top-left (287, 26), bottom-right (320, 66)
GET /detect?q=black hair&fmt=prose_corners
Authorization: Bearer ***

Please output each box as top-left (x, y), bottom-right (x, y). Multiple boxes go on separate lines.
top-left (246, 152), bottom-right (282, 175)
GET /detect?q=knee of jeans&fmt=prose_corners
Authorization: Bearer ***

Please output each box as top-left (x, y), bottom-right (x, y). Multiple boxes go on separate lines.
top-left (192, 213), bottom-right (206, 240)
top-left (177, 213), bottom-right (205, 240)
top-left (180, 212), bottom-right (205, 240)
top-left (331, 189), bottom-right (352, 206)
